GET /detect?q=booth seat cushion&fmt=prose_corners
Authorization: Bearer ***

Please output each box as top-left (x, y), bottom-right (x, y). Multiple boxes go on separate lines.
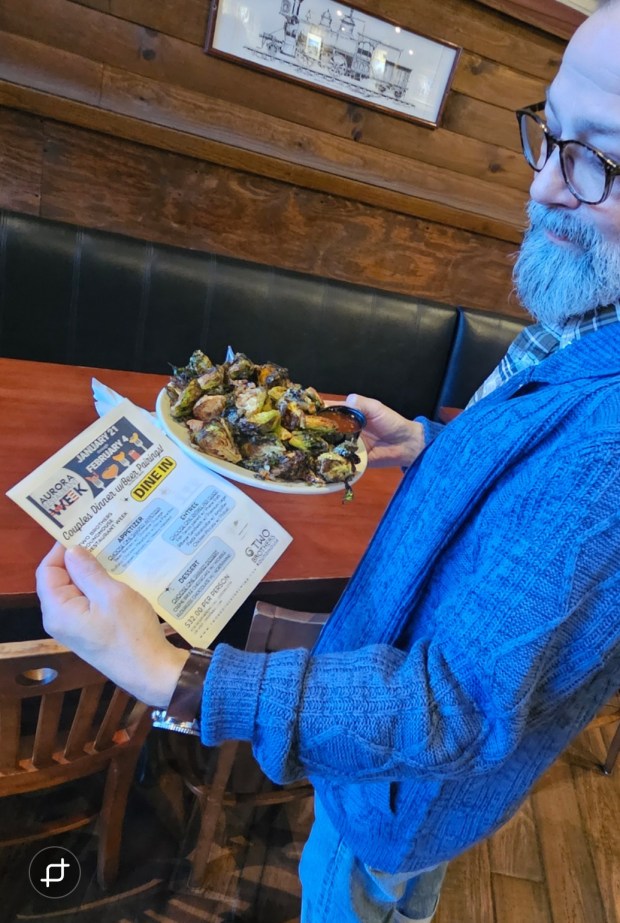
top-left (436, 308), bottom-right (526, 412)
top-left (0, 211), bottom-right (458, 420)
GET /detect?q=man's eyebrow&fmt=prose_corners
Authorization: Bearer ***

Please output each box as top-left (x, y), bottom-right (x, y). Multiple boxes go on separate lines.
top-left (545, 93), bottom-right (620, 138)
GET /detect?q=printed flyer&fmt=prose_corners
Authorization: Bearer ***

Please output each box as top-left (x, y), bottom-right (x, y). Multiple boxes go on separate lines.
top-left (7, 400), bottom-right (292, 648)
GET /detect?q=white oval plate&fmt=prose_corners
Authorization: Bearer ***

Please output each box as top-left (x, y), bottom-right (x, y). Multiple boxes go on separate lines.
top-left (155, 389), bottom-right (368, 495)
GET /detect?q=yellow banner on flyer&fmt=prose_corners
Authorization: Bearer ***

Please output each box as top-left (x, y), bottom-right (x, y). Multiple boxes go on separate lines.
top-left (131, 456), bottom-right (176, 502)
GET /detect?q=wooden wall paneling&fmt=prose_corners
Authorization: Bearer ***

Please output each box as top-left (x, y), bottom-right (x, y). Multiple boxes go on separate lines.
top-left (0, 24), bottom-right (533, 198)
top-left (473, 0), bottom-right (585, 40)
top-left (69, 0), bottom-right (565, 80)
top-left (0, 30), bottom-right (103, 106)
top-left (0, 81), bottom-right (526, 244)
top-left (60, 0), bottom-right (566, 82)
top-left (0, 108), bottom-right (43, 215)
top-left (35, 119), bottom-right (522, 315)
top-left (349, 0), bottom-right (565, 80)
top-left (0, 0), bottom-right (542, 320)
top-left (453, 52), bottom-right (547, 111)
top-left (443, 94), bottom-right (522, 152)
top-left (69, 0), bottom-right (210, 46)
top-left (97, 71), bottom-right (527, 225)
top-left (0, 0), bottom-right (558, 143)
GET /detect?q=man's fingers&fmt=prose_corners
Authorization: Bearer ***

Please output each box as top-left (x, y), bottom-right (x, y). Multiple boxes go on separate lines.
top-left (346, 393), bottom-right (381, 416)
top-left (36, 542), bottom-right (71, 597)
top-left (64, 546), bottom-right (119, 604)
top-left (37, 541), bottom-right (67, 574)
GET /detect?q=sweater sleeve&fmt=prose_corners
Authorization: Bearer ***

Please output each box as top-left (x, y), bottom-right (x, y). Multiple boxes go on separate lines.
top-left (413, 415), bottom-right (445, 446)
top-left (200, 553), bottom-right (620, 787)
top-left (199, 436), bottom-right (620, 786)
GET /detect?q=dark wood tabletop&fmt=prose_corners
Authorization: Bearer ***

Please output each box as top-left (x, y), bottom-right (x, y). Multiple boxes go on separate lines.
top-left (0, 359), bottom-right (402, 609)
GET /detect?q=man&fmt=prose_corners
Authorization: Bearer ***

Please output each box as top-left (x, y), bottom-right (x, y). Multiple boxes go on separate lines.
top-left (37, 3), bottom-right (620, 921)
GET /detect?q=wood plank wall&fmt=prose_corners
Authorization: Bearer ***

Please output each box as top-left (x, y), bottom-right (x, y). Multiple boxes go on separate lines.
top-left (0, 0), bottom-right (569, 316)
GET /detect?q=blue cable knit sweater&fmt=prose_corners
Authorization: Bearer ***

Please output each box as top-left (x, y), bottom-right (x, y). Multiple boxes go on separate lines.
top-left (201, 324), bottom-right (620, 873)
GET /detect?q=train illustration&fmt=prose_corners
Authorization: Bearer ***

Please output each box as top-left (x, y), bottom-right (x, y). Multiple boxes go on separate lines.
top-left (259, 1), bottom-right (412, 100)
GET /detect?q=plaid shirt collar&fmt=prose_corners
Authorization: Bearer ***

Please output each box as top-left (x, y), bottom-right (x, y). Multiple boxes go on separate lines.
top-left (467, 303), bottom-right (620, 407)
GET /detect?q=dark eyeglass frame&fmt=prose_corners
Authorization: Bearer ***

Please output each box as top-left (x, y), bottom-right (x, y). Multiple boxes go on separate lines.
top-left (515, 100), bottom-right (620, 205)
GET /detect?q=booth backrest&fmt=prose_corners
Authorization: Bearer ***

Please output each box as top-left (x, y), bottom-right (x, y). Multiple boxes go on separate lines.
top-left (0, 211), bottom-right (525, 418)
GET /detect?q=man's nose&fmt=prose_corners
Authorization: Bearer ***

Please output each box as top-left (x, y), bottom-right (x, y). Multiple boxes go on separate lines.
top-left (529, 147), bottom-right (581, 209)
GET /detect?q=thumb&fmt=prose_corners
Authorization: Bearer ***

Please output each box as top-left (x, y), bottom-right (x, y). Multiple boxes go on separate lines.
top-left (65, 546), bottom-right (117, 602)
top-left (346, 393), bottom-right (383, 419)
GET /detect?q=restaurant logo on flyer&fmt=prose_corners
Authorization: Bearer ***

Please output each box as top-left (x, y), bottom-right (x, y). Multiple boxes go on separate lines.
top-left (27, 418), bottom-right (153, 529)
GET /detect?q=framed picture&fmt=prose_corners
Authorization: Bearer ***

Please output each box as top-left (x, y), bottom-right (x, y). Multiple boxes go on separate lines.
top-left (205, 1), bottom-right (461, 128)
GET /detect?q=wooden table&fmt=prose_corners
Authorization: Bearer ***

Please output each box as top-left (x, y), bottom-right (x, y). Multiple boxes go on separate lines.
top-left (0, 359), bottom-right (402, 611)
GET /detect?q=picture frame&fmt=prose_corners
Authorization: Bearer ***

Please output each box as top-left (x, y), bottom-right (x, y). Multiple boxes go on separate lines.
top-left (205, 1), bottom-right (462, 129)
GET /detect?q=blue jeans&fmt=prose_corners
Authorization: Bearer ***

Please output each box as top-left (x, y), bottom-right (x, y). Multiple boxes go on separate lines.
top-left (299, 798), bottom-right (447, 922)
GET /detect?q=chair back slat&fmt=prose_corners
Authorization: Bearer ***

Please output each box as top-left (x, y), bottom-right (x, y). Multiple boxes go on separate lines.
top-left (0, 638), bottom-right (152, 890)
top-left (64, 684), bottom-right (105, 760)
top-left (32, 692), bottom-right (64, 768)
top-left (0, 700), bottom-right (21, 772)
top-left (0, 645), bottom-right (104, 698)
top-left (94, 688), bottom-right (131, 750)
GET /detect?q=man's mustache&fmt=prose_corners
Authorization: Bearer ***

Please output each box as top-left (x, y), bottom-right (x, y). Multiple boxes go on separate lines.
top-left (526, 202), bottom-right (595, 251)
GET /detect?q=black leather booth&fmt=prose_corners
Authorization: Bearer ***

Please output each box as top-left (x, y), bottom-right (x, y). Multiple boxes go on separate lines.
top-left (0, 211), bottom-right (526, 418)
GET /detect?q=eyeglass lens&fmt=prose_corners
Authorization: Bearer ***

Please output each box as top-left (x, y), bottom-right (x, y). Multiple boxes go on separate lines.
top-left (520, 113), bottom-right (607, 203)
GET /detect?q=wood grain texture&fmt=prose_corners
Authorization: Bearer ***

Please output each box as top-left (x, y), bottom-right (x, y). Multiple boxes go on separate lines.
top-left (0, 108), bottom-right (43, 215)
top-left (532, 758), bottom-right (608, 923)
top-left (69, 0), bottom-right (209, 46)
top-left (37, 119), bottom-right (522, 314)
top-left (492, 874), bottom-right (552, 923)
top-left (488, 799), bottom-right (544, 881)
top-left (32, 692), bottom-right (64, 768)
top-left (473, 0), bottom-right (586, 40)
top-left (0, 83), bottom-right (526, 244)
top-left (435, 841), bottom-right (495, 923)
top-left (0, 9), bottom-right (527, 230)
top-left (0, 29), bottom-right (102, 105)
top-left (0, 0), bottom-right (556, 314)
top-left (349, 0), bottom-right (565, 79)
top-left (570, 728), bottom-right (620, 923)
top-left (0, 29), bottom-right (533, 198)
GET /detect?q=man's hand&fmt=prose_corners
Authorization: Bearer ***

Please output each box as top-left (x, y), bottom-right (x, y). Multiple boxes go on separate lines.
top-left (346, 394), bottom-right (425, 468)
top-left (36, 543), bottom-right (188, 707)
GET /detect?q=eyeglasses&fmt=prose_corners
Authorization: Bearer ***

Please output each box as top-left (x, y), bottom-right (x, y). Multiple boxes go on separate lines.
top-left (516, 101), bottom-right (620, 205)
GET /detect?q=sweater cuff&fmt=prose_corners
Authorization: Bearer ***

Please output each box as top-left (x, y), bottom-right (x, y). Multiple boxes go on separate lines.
top-left (414, 415), bottom-right (445, 446)
top-left (200, 644), bottom-right (268, 746)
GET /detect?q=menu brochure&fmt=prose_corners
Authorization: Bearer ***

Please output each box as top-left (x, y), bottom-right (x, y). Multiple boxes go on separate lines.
top-left (7, 400), bottom-right (292, 647)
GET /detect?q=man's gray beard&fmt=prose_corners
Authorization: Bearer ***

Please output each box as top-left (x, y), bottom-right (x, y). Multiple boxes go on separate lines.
top-left (513, 201), bottom-right (620, 327)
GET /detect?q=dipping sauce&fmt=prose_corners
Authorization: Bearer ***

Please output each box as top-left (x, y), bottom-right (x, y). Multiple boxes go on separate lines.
top-left (319, 406), bottom-right (366, 436)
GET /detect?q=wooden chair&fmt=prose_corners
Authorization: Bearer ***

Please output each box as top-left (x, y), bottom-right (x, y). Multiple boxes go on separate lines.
top-left (171, 601), bottom-right (329, 891)
top-left (0, 639), bottom-right (152, 888)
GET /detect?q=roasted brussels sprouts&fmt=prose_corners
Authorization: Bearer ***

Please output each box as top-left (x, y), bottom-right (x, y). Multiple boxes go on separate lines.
top-left (170, 379), bottom-right (204, 419)
top-left (233, 382), bottom-right (268, 417)
top-left (192, 394), bottom-right (227, 422)
top-left (303, 414), bottom-right (345, 443)
top-left (288, 430), bottom-right (330, 455)
top-left (314, 452), bottom-right (355, 483)
top-left (227, 352), bottom-right (255, 381)
top-left (197, 365), bottom-right (226, 393)
top-left (236, 409), bottom-right (281, 437)
top-left (165, 348), bottom-right (364, 495)
top-left (189, 419), bottom-right (241, 463)
top-left (256, 362), bottom-right (289, 389)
